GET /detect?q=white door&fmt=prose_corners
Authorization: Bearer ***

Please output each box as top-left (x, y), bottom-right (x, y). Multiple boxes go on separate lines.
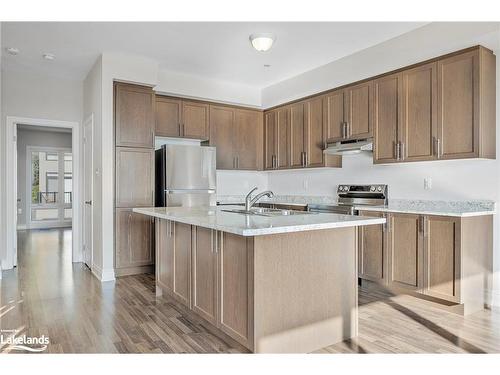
top-left (27, 147), bottom-right (72, 228)
top-left (83, 117), bottom-right (94, 269)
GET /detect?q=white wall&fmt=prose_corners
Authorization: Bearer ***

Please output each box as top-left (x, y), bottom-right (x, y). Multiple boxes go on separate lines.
top-left (16, 129), bottom-right (72, 227)
top-left (156, 69), bottom-right (261, 108)
top-left (1, 63), bottom-right (83, 270)
top-left (217, 170), bottom-right (268, 196)
top-left (262, 23), bottom-right (500, 307)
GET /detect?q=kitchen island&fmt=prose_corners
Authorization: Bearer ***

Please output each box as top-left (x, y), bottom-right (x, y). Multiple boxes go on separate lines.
top-left (133, 205), bottom-right (385, 353)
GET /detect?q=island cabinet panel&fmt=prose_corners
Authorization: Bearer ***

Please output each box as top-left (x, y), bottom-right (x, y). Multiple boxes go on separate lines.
top-left (387, 213), bottom-right (423, 291)
top-left (253, 227), bottom-right (358, 353)
top-left (155, 96), bottom-right (182, 137)
top-left (115, 208), bottom-right (154, 273)
top-left (264, 111), bottom-right (278, 170)
top-left (155, 219), bottom-right (174, 295)
top-left (373, 73), bottom-right (402, 164)
top-left (209, 105), bottom-right (235, 169)
top-left (192, 227), bottom-right (218, 325)
top-left (219, 232), bottom-right (254, 348)
top-left (115, 83), bottom-right (155, 148)
top-left (345, 81), bottom-right (373, 140)
top-left (173, 222), bottom-right (192, 307)
top-left (115, 147), bottom-right (155, 207)
top-left (358, 211), bottom-right (386, 283)
top-left (234, 108), bottom-right (263, 170)
top-left (422, 216), bottom-right (461, 303)
top-left (182, 101), bottom-right (210, 140)
top-left (401, 62), bottom-right (437, 162)
top-left (289, 102), bottom-right (306, 168)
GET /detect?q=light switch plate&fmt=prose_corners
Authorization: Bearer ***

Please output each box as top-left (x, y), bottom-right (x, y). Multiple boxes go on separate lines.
top-left (424, 177), bottom-right (432, 190)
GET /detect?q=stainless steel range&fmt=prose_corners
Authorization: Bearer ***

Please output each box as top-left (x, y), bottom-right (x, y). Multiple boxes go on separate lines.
top-left (308, 184), bottom-right (388, 215)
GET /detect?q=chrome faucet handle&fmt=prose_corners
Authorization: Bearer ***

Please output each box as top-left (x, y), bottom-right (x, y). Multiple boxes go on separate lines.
top-left (246, 187), bottom-right (259, 200)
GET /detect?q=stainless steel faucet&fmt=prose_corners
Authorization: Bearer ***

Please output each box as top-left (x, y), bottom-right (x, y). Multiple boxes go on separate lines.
top-left (245, 187), bottom-right (274, 211)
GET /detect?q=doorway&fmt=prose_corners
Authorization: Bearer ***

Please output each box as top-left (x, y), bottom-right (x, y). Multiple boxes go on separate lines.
top-left (4, 117), bottom-right (82, 270)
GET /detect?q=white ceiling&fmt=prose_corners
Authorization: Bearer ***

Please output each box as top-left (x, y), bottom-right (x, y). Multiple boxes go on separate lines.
top-left (2, 22), bottom-right (427, 87)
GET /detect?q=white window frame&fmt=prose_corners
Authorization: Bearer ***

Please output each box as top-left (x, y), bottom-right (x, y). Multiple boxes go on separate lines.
top-left (26, 146), bottom-right (72, 229)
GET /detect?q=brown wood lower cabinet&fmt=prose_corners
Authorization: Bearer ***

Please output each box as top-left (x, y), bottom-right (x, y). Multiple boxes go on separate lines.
top-left (115, 208), bottom-right (154, 276)
top-left (387, 213), bottom-right (424, 291)
top-left (358, 211), bottom-right (386, 283)
top-left (155, 221), bottom-right (253, 348)
top-left (358, 211), bottom-right (492, 315)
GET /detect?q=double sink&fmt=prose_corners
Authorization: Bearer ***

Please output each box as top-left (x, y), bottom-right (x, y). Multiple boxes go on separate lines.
top-left (221, 203), bottom-right (314, 217)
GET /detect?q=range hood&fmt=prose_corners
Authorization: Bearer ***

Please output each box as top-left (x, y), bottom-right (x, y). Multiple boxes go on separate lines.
top-left (323, 138), bottom-right (373, 155)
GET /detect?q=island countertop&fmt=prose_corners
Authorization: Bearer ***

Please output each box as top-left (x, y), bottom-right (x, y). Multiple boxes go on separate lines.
top-left (133, 205), bottom-right (386, 236)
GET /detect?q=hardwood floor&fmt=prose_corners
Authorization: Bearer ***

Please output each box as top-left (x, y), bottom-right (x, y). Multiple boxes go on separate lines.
top-left (1, 228), bottom-right (499, 354)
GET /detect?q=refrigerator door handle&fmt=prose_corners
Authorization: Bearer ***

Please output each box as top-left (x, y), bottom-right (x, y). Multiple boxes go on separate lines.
top-left (165, 189), bottom-right (216, 194)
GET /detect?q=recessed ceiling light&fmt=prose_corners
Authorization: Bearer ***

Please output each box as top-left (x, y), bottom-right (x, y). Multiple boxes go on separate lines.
top-left (249, 34), bottom-right (275, 52)
top-left (43, 53), bottom-right (55, 61)
top-left (5, 47), bottom-right (20, 56)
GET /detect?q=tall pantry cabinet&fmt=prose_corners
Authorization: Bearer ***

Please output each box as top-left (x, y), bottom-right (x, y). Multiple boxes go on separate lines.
top-left (114, 83), bottom-right (155, 276)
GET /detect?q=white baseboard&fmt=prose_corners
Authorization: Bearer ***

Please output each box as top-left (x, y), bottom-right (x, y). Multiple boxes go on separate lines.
top-left (487, 288), bottom-right (500, 309)
top-left (91, 264), bottom-right (116, 283)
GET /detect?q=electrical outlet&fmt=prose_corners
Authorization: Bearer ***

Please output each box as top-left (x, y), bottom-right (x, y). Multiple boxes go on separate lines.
top-left (424, 177), bottom-right (432, 190)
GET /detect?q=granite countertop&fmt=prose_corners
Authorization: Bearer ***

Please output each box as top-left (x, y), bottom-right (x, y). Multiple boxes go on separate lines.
top-left (133, 205), bottom-right (385, 237)
top-left (355, 199), bottom-right (496, 217)
top-left (217, 195), bottom-right (496, 217)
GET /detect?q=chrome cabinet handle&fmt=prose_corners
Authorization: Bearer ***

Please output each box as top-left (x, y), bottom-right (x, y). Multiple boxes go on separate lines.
top-left (346, 122), bottom-right (350, 138)
top-left (303, 151), bottom-right (307, 166)
top-left (400, 142), bottom-right (405, 161)
top-left (342, 122), bottom-right (347, 138)
top-left (85, 200), bottom-right (92, 205)
top-left (236, 156), bottom-right (239, 169)
top-left (437, 138), bottom-right (441, 159)
top-left (395, 141), bottom-right (401, 160)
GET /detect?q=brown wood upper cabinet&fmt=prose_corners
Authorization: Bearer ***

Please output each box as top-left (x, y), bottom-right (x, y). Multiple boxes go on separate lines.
top-left (324, 81), bottom-right (373, 143)
top-left (265, 98), bottom-right (341, 170)
top-left (374, 47), bottom-right (495, 163)
top-left (155, 96), bottom-right (209, 140)
top-left (115, 83), bottom-right (154, 148)
top-left (209, 105), bottom-right (263, 170)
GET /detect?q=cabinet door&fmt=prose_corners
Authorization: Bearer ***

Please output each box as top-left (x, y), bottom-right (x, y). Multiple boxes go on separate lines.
top-left (116, 208), bottom-right (153, 269)
top-left (156, 219), bottom-right (174, 293)
top-left (234, 109), bottom-right (262, 170)
top-left (155, 97), bottom-right (182, 137)
top-left (358, 211), bottom-right (386, 283)
top-left (437, 50), bottom-right (479, 159)
top-left (182, 101), bottom-right (210, 140)
top-left (192, 227), bottom-right (218, 325)
top-left (373, 73), bottom-right (402, 164)
top-left (289, 102), bottom-right (306, 168)
top-left (345, 81), bottom-right (373, 139)
top-left (276, 107), bottom-right (290, 169)
top-left (423, 216), bottom-right (461, 302)
top-left (304, 97), bottom-right (325, 167)
top-left (209, 105), bottom-right (235, 169)
top-left (173, 222), bottom-right (192, 307)
top-left (323, 90), bottom-right (345, 142)
top-left (219, 232), bottom-right (253, 348)
top-left (387, 213), bottom-right (423, 291)
top-left (401, 62), bottom-right (437, 162)
top-left (115, 147), bottom-right (154, 207)
top-left (264, 111), bottom-right (277, 170)
top-left (115, 83), bottom-right (154, 148)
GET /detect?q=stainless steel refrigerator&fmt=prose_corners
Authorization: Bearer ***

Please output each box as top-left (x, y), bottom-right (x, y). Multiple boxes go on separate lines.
top-left (155, 144), bottom-right (216, 207)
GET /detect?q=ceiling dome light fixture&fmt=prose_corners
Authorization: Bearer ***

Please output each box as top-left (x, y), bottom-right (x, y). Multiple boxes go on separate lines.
top-left (249, 34), bottom-right (275, 52)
